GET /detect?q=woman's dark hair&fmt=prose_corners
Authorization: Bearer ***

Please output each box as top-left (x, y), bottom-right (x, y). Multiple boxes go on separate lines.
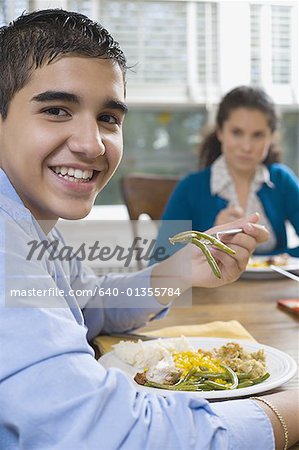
top-left (199, 86), bottom-right (281, 168)
top-left (0, 9), bottom-right (127, 119)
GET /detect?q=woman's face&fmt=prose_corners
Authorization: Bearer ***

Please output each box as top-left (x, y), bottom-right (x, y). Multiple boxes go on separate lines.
top-left (217, 108), bottom-right (274, 177)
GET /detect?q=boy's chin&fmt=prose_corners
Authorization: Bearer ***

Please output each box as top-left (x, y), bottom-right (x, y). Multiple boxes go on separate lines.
top-left (59, 208), bottom-right (92, 221)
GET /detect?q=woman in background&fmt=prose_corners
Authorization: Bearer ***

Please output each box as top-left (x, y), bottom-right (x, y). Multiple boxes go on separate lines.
top-left (161, 86), bottom-right (299, 256)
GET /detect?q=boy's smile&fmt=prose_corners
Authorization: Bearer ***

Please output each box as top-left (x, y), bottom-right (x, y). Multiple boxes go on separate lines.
top-left (0, 56), bottom-right (127, 225)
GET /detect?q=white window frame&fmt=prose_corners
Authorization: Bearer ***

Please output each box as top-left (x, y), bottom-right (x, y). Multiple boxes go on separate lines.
top-left (27, 0), bottom-right (299, 106)
top-left (249, 0), bottom-right (298, 105)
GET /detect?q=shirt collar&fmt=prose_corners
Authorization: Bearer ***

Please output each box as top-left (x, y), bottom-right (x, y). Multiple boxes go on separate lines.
top-left (211, 154), bottom-right (274, 195)
top-left (0, 168), bottom-right (34, 226)
top-left (253, 164), bottom-right (275, 189)
top-left (0, 169), bottom-right (62, 239)
top-left (211, 154), bottom-right (231, 195)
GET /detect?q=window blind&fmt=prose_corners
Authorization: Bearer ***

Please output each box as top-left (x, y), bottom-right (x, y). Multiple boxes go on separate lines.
top-left (0, 0), bottom-right (29, 24)
top-left (250, 4), bottom-right (262, 84)
top-left (67, 0), bottom-right (219, 102)
top-left (98, 1), bottom-right (188, 84)
top-left (197, 1), bottom-right (218, 85)
top-left (271, 5), bottom-right (292, 84)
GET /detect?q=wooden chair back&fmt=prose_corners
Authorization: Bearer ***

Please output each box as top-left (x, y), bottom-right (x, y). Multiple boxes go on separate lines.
top-left (120, 173), bottom-right (179, 220)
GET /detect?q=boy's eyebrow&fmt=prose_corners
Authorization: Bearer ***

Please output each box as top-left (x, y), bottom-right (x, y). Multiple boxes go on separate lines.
top-left (30, 91), bottom-right (128, 114)
top-left (31, 91), bottom-right (80, 104)
top-left (104, 99), bottom-right (128, 115)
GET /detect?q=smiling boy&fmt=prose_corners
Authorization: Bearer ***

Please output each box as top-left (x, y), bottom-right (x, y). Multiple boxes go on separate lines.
top-left (0, 8), bottom-right (297, 450)
top-left (0, 23), bottom-right (126, 223)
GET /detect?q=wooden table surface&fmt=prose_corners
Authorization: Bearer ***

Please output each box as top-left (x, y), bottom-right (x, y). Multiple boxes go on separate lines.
top-left (139, 276), bottom-right (299, 448)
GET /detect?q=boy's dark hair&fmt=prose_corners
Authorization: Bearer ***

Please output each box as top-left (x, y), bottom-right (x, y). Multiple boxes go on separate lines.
top-left (199, 86), bottom-right (281, 168)
top-left (0, 9), bottom-right (127, 119)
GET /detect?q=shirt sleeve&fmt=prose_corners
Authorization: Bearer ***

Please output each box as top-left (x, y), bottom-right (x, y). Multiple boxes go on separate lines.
top-left (212, 398), bottom-right (275, 450)
top-left (46, 226), bottom-right (170, 339)
top-left (0, 323), bottom-right (275, 450)
top-left (69, 259), bottom-right (170, 339)
top-left (0, 238), bottom-right (274, 450)
top-left (0, 208), bottom-right (275, 450)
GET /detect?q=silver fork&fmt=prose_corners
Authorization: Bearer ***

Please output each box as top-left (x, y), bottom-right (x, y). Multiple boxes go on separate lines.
top-left (199, 228), bottom-right (243, 245)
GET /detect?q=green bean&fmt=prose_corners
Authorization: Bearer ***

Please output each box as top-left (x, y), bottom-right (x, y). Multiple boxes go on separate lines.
top-left (251, 372), bottom-right (270, 384)
top-left (142, 370), bottom-right (270, 393)
top-left (192, 237), bottom-right (222, 278)
top-left (178, 368), bottom-right (230, 382)
top-left (179, 368), bottom-right (199, 383)
top-left (237, 372), bottom-right (270, 389)
top-left (145, 380), bottom-right (208, 391)
top-left (174, 383), bottom-right (209, 391)
top-left (220, 364), bottom-right (239, 389)
top-left (169, 230), bottom-right (235, 255)
top-left (237, 380), bottom-right (254, 388)
top-left (204, 380), bottom-right (229, 390)
top-left (192, 372), bottom-right (230, 380)
top-left (237, 373), bottom-right (250, 380)
top-left (169, 229), bottom-right (236, 279)
top-left (169, 233), bottom-right (221, 278)
top-left (144, 380), bottom-right (181, 390)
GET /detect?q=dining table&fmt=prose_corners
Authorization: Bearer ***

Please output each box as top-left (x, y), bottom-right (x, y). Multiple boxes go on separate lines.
top-left (138, 276), bottom-right (299, 449)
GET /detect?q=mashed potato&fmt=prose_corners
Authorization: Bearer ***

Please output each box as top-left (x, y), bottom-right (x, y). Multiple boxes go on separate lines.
top-left (113, 337), bottom-right (192, 369)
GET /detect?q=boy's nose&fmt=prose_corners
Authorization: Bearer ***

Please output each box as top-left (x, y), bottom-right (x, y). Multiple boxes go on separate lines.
top-left (68, 120), bottom-right (105, 158)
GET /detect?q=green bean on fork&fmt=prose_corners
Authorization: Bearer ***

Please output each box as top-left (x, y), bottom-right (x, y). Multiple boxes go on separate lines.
top-left (169, 230), bottom-right (237, 279)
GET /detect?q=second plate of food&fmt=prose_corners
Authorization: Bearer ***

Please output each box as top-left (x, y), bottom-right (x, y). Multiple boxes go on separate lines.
top-left (242, 255), bottom-right (299, 279)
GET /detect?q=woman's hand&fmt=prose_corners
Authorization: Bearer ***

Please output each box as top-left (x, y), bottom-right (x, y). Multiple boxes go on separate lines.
top-left (215, 205), bottom-right (244, 226)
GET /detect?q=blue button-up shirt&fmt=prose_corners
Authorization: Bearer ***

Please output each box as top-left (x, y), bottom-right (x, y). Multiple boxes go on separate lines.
top-left (0, 169), bottom-right (274, 450)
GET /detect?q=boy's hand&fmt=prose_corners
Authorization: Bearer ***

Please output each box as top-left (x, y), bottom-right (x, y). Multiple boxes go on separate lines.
top-left (151, 213), bottom-right (269, 303)
top-left (191, 212), bottom-right (269, 287)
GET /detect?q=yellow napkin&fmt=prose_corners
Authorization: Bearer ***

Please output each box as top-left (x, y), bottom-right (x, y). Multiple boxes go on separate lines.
top-left (93, 320), bottom-right (255, 355)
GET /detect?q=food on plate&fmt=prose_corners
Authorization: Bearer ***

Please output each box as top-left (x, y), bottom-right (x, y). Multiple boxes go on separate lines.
top-left (169, 230), bottom-right (235, 279)
top-left (113, 338), bottom-right (270, 392)
top-left (247, 253), bottom-right (290, 269)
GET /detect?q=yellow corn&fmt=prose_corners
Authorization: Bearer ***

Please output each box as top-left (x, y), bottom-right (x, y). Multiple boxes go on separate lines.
top-left (172, 350), bottom-right (225, 375)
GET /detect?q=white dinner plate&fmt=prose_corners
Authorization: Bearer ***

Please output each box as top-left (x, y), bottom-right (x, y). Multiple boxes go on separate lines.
top-left (242, 256), bottom-right (299, 280)
top-left (99, 337), bottom-right (297, 399)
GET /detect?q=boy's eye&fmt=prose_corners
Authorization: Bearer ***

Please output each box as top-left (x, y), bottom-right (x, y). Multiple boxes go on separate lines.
top-left (99, 114), bottom-right (119, 125)
top-left (44, 107), bottom-right (69, 117)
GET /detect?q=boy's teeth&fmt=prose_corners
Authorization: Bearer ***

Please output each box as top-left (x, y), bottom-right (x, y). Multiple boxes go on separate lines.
top-left (74, 169), bottom-right (83, 179)
top-left (52, 166), bottom-right (93, 180)
top-left (60, 167), bottom-right (68, 175)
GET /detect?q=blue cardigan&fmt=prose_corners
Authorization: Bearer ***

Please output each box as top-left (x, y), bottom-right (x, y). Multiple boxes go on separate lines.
top-left (159, 163), bottom-right (299, 257)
